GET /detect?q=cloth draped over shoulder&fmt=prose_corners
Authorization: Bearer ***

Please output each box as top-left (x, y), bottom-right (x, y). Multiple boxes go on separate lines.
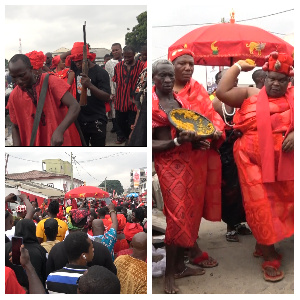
top-left (6, 73), bottom-right (81, 146)
top-left (152, 86), bottom-right (221, 248)
top-left (232, 87), bottom-right (294, 245)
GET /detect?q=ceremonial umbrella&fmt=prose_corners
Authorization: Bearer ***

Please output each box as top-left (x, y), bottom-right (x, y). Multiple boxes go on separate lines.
top-left (64, 185), bottom-right (109, 199)
top-left (168, 18), bottom-right (294, 66)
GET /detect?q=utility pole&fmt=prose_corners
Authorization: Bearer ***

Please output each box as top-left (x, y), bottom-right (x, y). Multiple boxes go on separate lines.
top-left (104, 177), bottom-right (107, 192)
top-left (70, 152), bottom-right (74, 189)
top-left (5, 153), bottom-right (9, 175)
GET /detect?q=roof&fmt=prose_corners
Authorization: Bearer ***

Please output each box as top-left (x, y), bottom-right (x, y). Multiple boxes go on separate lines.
top-left (5, 180), bottom-right (65, 198)
top-left (6, 170), bottom-right (83, 183)
top-left (52, 47), bottom-right (70, 54)
top-left (90, 48), bottom-right (111, 58)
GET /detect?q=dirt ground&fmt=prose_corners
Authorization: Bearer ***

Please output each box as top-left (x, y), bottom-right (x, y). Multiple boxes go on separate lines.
top-left (152, 209), bottom-right (294, 294)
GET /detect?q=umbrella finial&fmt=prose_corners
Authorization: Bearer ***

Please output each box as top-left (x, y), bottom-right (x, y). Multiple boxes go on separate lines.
top-left (230, 9), bottom-right (235, 23)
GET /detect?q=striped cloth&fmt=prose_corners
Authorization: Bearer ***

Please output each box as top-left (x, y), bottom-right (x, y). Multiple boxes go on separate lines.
top-left (46, 264), bottom-right (87, 294)
top-left (112, 60), bottom-right (144, 112)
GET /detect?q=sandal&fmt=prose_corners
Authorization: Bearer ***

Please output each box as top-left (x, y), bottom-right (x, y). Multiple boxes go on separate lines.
top-left (234, 223), bottom-right (252, 235)
top-left (226, 230), bottom-right (239, 242)
top-left (262, 259), bottom-right (284, 282)
top-left (190, 251), bottom-right (218, 268)
top-left (253, 249), bottom-right (283, 260)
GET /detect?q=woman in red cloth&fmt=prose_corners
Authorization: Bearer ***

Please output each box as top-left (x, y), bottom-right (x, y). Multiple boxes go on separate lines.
top-left (6, 53), bottom-right (81, 146)
top-left (52, 55), bottom-right (77, 98)
top-left (216, 52), bottom-right (294, 282)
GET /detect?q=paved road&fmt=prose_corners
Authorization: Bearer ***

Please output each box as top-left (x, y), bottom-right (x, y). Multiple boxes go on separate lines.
top-left (5, 116), bottom-right (125, 147)
top-left (152, 209), bottom-right (294, 294)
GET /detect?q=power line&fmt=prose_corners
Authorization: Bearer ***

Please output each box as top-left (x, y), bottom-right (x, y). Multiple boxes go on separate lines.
top-left (6, 154), bottom-right (40, 163)
top-left (152, 9), bottom-right (294, 33)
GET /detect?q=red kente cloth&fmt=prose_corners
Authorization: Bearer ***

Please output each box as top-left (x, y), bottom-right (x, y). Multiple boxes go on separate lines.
top-left (153, 86), bottom-right (221, 248)
top-left (6, 73), bottom-right (81, 146)
top-left (233, 89), bottom-right (294, 245)
top-left (177, 79), bottom-right (223, 221)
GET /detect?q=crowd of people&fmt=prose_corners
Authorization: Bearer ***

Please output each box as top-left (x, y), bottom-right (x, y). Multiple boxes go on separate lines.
top-left (5, 42), bottom-right (147, 147)
top-left (5, 193), bottom-right (147, 294)
top-left (152, 49), bottom-right (294, 293)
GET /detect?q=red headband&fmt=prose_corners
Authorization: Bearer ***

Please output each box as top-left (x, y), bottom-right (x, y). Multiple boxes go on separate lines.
top-left (168, 48), bottom-right (195, 62)
top-left (262, 52), bottom-right (294, 76)
top-left (25, 51), bottom-right (45, 70)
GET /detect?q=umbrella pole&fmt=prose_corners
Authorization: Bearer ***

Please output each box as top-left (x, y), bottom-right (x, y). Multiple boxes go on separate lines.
top-left (230, 57), bottom-right (233, 66)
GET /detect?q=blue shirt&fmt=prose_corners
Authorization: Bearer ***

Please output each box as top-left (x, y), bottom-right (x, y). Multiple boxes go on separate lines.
top-left (93, 228), bottom-right (117, 261)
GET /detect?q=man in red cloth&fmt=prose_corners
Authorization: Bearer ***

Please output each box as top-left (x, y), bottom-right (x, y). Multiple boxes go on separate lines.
top-left (6, 53), bottom-right (81, 146)
top-left (168, 47), bottom-right (225, 269)
top-left (216, 52), bottom-right (294, 282)
top-left (152, 59), bottom-right (222, 293)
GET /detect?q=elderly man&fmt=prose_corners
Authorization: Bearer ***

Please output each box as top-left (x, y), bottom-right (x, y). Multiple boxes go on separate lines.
top-left (216, 52), bottom-right (294, 282)
top-left (169, 48), bottom-right (225, 269)
top-left (6, 54), bottom-right (81, 146)
top-left (152, 59), bottom-right (222, 294)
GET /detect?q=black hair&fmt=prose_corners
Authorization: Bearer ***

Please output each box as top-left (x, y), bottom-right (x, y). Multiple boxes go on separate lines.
top-left (97, 207), bottom-right (108, 217)
top-left (48, 200), bottom-right (59, 215)
top-left (112, 43), bottom-right (122, 49)
top-left (64, 231), bottom-right (90, 261)
top-left (123, 45), bottom-right (135, 54)
top-left (78, 265), bottom-right (120, 294)
top-left (252, 69), bottom-right (267, 84)
top-left (215, 70), bottom-right (222, 82)
top-left (133, 207), bottom-right (144, 223)
top-left (44, 218), bottom-right (58, 241)
top-left (9, 54), bottom-right (32, 68)
top-left (104, 54), bottom-right (111, 59)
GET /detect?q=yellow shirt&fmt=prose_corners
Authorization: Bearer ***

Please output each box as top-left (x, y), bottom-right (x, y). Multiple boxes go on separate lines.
top-left (36, 217), bottom-right (68, 242)
top-left (114, 255), bottom-right (147, 294)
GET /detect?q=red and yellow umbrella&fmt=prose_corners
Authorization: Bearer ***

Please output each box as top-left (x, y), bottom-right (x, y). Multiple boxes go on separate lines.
top-left (64, 185), bottom-right (109, 199)
top-left (168, 19), bottom-right (294, 66)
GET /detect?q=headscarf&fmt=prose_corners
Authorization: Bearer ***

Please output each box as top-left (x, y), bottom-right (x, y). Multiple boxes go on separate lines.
top-left (262, 52), bottom-right (294, 76)
top-left (51, 55), bottom-right (61, 69)
top-left (25, 51), bottom-right (45, 70)
top-left (168, 47), bottom-right (195, 62)
top-left (65, 42), bottom-right (96, 66)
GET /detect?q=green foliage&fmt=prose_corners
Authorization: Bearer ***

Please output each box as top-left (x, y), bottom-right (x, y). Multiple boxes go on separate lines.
top-left (5, 59), bottom-right (9, 69)
top-left (99, 180), bottom-right (124, 195)
top-left (125, 11), bottom-right (147, 52)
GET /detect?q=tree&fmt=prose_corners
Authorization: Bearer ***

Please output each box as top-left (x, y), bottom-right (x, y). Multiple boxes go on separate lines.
top-left (125, 11), bottom-right (147, 52)
top-left (99, 180), bottom-right (124, 195)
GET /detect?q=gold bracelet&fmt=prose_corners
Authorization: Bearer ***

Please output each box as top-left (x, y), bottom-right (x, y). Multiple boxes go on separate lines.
top-left (109, 210), bottom-right (116, 214)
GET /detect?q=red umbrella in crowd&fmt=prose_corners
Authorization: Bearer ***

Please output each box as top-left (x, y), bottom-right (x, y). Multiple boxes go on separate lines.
top-left (168, 14), bottom-right (294, 66)
top-left (64, 185), bottom-right (109, 199)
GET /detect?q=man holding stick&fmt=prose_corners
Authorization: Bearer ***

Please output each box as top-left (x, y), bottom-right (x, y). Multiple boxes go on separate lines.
top-left (61, 42), bottom-right (111, 146)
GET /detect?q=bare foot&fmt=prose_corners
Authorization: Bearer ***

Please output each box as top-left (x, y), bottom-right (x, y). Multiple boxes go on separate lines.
top-left (164, 274), bottom-right (179, 294)
top-left (174, 266), bottom-right (205, 279)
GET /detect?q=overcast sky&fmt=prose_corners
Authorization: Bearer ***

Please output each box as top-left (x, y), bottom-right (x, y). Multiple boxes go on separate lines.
top-left (5, 5), bottom-right (146, 61)
top-left (5, 150), bottom-right (147, 190)
top-left (151, 1), bottom-right (294, 85)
